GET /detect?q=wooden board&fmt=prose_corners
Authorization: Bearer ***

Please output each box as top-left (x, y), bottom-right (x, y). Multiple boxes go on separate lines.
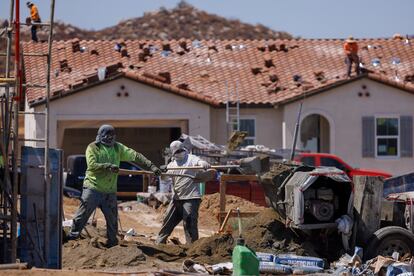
top-left (353, 176), bottom-right (384, 243)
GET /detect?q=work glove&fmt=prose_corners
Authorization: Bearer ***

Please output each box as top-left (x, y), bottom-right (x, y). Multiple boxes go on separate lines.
top-left (150, 164), bottom-right (162, 177)
top-left (109, 164), bottom-right (119, 173)
top-left (102, 163), bottom-right (113, 170)
top-left (198, 160), bottom-right (211, 170)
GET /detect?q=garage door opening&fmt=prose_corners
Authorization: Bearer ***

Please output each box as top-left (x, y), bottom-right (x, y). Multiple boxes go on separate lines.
top-left (62, 127), bottom-right (182, 166)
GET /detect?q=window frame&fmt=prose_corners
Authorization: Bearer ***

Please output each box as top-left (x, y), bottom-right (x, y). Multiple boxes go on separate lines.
top-left (375, 115), bottom-right (400, 159)
top-left (234, 117), bottom-right (256, 145)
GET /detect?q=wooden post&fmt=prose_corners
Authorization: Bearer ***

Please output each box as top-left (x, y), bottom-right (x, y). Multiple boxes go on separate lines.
top-left (219, 176), bottom-right (227, 225)
top-left (353, 176), bottom-right (384, 244)
top-left (143, 175), bottom-right (149, 192)
top-left (218, 174), bottom-right (258, 225)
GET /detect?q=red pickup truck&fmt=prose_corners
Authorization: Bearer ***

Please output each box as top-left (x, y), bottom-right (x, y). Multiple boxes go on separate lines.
top-left (295, 153), bottom-right (392, 179)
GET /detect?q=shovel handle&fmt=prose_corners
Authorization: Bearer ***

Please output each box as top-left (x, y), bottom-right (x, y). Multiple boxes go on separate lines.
top-left (118, 169), bottom-right (194, 179)
top-left (165, 165), bottom-right (240, 170)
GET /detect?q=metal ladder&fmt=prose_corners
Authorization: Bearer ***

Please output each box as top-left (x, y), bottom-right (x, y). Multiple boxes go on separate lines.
top-left (0, 0), bottom-right (56, 264)
top-left (225, 80), bottom-right (240, 139)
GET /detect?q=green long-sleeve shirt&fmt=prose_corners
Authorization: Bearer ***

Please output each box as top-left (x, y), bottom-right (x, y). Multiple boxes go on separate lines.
top-left (83, 142), bottom-right (154, 193)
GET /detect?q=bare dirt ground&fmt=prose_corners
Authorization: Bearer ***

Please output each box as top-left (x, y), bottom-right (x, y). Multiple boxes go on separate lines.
top-left (60, 193), bottom-right (267, 273)
top-left (8, 193), bottom-right (330, 275)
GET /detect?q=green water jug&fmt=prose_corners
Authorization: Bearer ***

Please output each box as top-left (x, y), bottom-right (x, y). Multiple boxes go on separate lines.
top-left (232, 239), bottom-right (259, 276)
top-left (199, 182), bottom-right (205, 195)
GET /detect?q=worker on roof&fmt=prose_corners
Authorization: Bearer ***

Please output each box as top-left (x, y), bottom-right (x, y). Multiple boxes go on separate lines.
top-left (155, 140), bottom-right (211, 245)
top-left (26, 1), bottom-right (41, 42)
top-left (343, 36), bottom-right (361, 77)
top-left (67, 125), bottom-right (162, 248)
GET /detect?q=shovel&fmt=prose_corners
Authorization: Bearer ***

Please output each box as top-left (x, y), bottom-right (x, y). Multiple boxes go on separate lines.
top-left (118, 169), bottom-right (195, 179)
top-left (162, 155), bottom-right (269, 175)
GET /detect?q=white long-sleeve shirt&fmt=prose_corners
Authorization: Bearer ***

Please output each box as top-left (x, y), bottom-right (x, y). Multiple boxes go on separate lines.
top-left (167, 154), bottom-right (204, 200)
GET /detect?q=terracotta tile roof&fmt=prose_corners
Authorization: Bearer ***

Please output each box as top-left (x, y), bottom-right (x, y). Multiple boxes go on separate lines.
top-left (22, 38), bottom-right (414, 107)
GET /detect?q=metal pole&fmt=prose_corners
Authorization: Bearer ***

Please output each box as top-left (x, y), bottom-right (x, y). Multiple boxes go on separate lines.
top-left (225, 81), bottom-right (229, 138)
top-left (290, 101), bottom-right (303, 161)
top-left (2, 0), bottom-right (15, 263)
top-left (10, 0), bottom-right (20, 263)
top-left (236, 81), bottom-right (240, 131)
top-left (44, 0), bottom-right (56, 266)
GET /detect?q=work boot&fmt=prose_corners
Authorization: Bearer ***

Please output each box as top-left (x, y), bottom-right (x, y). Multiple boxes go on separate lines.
top-left (65, 231), bottom-right (79, 242)
top-left (105, 239), bottom-right (118, 248)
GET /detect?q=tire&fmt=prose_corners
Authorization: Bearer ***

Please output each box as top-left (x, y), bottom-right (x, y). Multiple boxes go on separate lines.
top-left (365, 226), bottom-right (414, 260)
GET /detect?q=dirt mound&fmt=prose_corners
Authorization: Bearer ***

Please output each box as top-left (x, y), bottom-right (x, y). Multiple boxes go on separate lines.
top-left (137, 243), bottom-right (186, 262)
top-left (198, 193), bottom-right (266, 228)
top-left (186, 234), bottom-right (234, 264)
top-left (241, 209), bottom-right (318, 256)
top-left (201, 193), bottom-right (266, 213)
top-left (63, 238), bottom-right (146, 269)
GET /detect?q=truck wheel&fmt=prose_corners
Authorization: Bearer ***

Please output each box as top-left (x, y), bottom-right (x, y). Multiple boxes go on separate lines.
top-left (365, 226), bottom-right (414, 260)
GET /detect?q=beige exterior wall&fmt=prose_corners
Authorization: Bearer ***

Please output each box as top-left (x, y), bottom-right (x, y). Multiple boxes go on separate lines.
top-left (210, 107), bottom-right (283, 148)
top-left (283, 78), bottom-right (414, 175)
top-left (25, 78), bottom-right (211, 149)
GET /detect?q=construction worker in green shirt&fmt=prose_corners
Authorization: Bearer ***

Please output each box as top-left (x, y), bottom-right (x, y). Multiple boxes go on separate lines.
top-left (67, 125), bottom-right (162, 247)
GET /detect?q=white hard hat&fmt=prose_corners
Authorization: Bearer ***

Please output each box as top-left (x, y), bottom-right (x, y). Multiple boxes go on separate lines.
top-left (170, 140), bottom-right (185, 155)
top-left (26, 2), bottom-right (33, 7)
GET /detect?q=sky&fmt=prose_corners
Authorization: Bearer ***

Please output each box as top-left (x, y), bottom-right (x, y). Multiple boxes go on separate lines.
top-left (1, 0), bottom-right (413, 38)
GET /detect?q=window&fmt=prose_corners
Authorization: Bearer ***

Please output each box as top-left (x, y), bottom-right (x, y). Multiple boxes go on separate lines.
top-left (300, 156), bottom-right (315, 166)
top-left (234, 119), bottom-right (255, 146)
top-left (320, 157), bottom-right (347, 172)
top-left (376, 117), bottom-right (399, 157)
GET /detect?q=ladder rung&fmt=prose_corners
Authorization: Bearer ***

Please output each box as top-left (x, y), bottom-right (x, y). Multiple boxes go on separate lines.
top-left (18, 111), bottom-right (46, 116)
top-left (19, 138), bottom-right (45, 142)
top-left (0, 78), bottom-right (16, 84)
top-left (0, 52), bottom-right (48, 57)
top-left (23, 84), bottom-right (47, 88)
top-left (23, 52), bottom-right (49, 57)
top-left (20, 22), bottom-right (51, 27)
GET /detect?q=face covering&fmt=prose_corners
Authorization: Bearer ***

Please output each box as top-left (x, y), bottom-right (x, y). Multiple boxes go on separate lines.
top-left (96, 125), bottom-right (116, 147)
top-left (174, 151), bottom-right (187, 161)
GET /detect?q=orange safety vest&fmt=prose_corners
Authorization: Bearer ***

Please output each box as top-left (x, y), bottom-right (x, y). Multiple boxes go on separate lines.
top-left (31, 5), bottom-right (40, 21)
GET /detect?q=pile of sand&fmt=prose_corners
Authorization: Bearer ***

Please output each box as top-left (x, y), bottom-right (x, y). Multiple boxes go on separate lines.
top-left (63, 239), bottom-right (146, 269)
top-left (186, 234), bottom-right (234, 264)
top-left (199, 193), bottom-right (266, 228)
top-left (200, 193), bottom-right (266, 214)
top-left (184, 208), bottom-right (321, 264)
top-left (156, 193), bottom-right (266, 228)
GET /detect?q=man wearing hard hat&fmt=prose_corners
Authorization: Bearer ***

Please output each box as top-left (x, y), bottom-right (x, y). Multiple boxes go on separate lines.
top-left (156, 140), bottom-right (211, 244)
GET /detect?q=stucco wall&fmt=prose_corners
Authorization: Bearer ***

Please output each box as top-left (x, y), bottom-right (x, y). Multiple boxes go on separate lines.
top-left (210, 107), bottom-right (283, 148)
top-left (283, 78), bottom-right (414, 175)
top-left (25, 78), bottom-right (211, 148)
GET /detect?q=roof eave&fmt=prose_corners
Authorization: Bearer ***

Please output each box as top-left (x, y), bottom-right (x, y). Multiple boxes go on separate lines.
top-left (276, 74), bottom-right (414, 106)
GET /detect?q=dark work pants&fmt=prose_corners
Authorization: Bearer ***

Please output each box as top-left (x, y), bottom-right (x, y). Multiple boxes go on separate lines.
top-left (30, 20), bottom-right (41, 42)
top-left (70, 187), bottom-right (118, 245)
top-left (156, 198), bottom-right (201, 244)
top-left (346, 54), bottom-right (361, 77)
top-left (31, 25), bottom-right (38, 42)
